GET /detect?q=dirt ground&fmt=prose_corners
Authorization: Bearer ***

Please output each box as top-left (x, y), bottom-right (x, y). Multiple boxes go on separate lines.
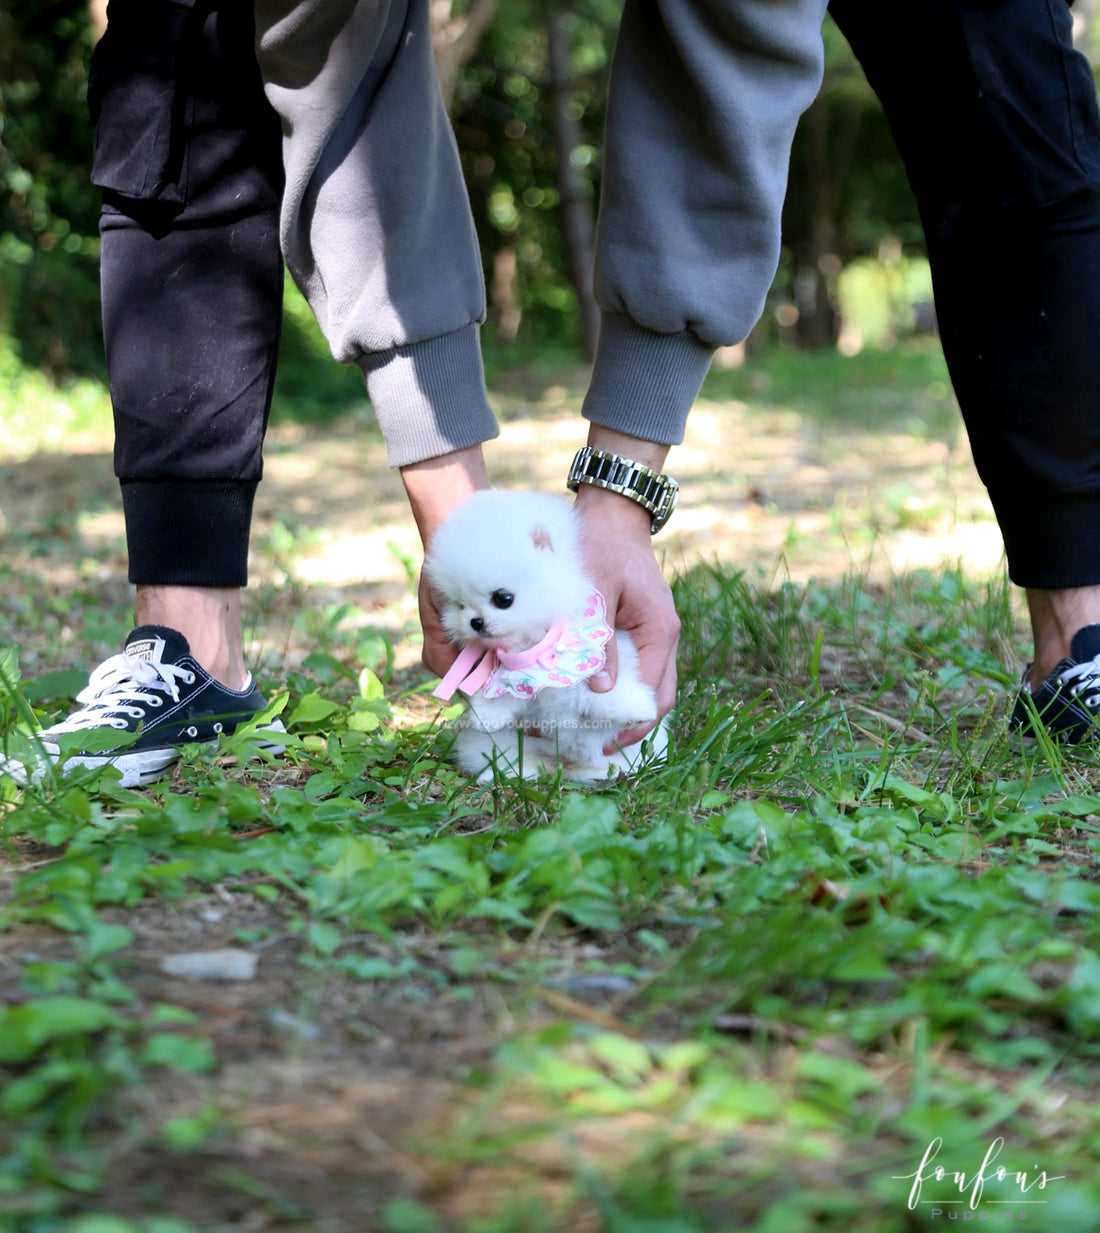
top-left (0, 368), bottom-right (1010, 1230)
top-left (3, 878), bottom-right (689, 1231)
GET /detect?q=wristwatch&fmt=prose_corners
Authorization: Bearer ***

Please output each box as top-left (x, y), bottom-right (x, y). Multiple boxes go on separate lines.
top-left (566, 446), bottom-right (679, 534)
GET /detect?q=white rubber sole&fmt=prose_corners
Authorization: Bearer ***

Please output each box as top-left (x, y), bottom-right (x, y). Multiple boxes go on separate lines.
top-left (1, 721), bottom-right (287, 789)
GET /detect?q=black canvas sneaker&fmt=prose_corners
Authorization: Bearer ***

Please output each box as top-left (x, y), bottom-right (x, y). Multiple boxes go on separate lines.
top-left (1, 625), bottom-right (285, 787)
top-left (1010, 624), bottom-right (1100, 744)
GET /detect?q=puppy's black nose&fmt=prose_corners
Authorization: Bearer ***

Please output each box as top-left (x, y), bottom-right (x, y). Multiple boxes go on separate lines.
top-left (470, 616), bottom-right (485, 633)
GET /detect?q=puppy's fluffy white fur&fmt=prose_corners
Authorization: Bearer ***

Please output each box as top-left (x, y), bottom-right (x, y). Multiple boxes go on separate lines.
top-left (425, 491), bottom-right (668, 782)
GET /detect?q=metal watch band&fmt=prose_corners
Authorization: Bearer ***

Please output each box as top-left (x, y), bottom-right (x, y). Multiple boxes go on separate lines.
top-left (566, 446), bottom-right (679, 534)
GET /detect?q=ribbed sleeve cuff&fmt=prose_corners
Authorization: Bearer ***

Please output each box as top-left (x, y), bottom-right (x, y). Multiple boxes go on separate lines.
top-left (581, 313), bottom-right (716, 445)
top-left (122, 480), bottom-right (257, 587)
top-left (359, 323), bottom-right (499, 468)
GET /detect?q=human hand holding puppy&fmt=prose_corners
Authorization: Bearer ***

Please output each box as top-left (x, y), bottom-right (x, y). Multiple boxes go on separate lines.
top-left (405, 432), bottom-right (680, 761)
top-left (423, 489), bottom-right (668, 781)
top-left (572, 428), bottom-right (681, 753)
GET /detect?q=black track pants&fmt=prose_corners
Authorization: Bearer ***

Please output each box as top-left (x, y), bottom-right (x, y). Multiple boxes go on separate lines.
top-left (831, 0), bottom-right (1100, 587)
top-left (90, 0), bottom-right (284, 586)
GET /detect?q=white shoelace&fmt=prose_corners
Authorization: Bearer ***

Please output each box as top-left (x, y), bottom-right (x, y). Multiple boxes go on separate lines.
top-left (46, 653), bottom-right (197, 734)
top-left (1057, 654), bottom-right (1100, 710)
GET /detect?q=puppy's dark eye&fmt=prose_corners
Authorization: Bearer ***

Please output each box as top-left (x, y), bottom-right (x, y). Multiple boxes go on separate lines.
top-left (490, 589), bottom-right (514, 610)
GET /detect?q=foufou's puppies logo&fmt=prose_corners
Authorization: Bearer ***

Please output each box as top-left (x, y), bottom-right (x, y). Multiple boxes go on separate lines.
top-left (894, 1137), bottom-right (1065, 1217)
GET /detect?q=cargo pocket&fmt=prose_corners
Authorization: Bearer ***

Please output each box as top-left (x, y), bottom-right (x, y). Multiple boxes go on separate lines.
top-left (88, 0), bottom-right (205, 204)
top-left (957, 0), bottom-right (1100, 209)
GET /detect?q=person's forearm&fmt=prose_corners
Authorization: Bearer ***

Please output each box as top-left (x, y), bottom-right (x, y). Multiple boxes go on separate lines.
top-left (401, 444), bottom-right (490, 546)
top-left (583, 425), bottom-right (669, 473)
top-left (594, 0), bottom-right (826, 347)
top-left (570, 425), bottom-right (669, 530)
top-left (570, 425), bottom-right (680, 739)
top-left (583, 0), bottom-right (827, 445)
top-left (254, 0), bottom-right (499, 468)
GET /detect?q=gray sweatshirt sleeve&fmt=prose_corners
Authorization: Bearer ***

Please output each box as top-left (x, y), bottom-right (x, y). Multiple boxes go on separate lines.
top-left (255, 0), bottom-right (499, 467)
top-left (583, 0), bottom-right (828, 445)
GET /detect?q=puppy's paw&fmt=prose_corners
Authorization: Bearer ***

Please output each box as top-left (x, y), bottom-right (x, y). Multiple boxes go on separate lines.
top-left (584, 673), bottom-right (657, 726)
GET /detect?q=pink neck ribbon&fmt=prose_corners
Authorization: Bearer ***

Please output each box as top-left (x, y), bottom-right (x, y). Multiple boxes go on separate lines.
top-left (433, 619), bottom-right (568, 701)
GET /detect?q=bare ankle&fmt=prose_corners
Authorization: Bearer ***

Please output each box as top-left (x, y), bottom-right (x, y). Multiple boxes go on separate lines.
top-left (134, 585), bottom-right (249, 690)
top-left (1026, 584), bottom-right (1100, 688)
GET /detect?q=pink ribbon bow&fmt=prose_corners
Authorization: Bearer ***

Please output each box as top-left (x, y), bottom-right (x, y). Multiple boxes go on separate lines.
top-left (433, 619), bottom-right (568, 701)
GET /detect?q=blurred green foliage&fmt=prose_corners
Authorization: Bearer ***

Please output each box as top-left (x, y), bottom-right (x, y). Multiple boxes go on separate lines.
top-left (0, 0), bottom-right (103, 377)
top-left (452, 0), bottom-right (618, 346)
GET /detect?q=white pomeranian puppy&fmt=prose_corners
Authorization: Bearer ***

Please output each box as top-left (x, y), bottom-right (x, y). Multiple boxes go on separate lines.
top-left (424, 491), bottom-right (669, 782)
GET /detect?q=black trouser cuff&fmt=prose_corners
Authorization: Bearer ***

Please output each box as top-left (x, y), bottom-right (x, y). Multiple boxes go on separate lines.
top-left (996, 488), bottom-right (1100, 589)
top-left (122, 480), bottom-right (256, 587)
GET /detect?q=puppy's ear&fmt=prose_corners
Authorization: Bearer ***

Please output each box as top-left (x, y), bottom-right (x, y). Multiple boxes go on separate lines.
top-left (530, 522), bottom-right (554, 552)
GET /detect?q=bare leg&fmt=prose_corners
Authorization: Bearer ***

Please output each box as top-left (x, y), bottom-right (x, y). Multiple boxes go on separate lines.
top-left (1026, 586), bottom-right (1100, 689)
top-left (135, 585), bottom-right (248, 691)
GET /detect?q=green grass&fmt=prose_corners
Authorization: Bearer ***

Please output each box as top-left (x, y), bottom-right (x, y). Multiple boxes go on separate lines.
top-left (0, 338), bottom-right (112, 458)
top-left (701, 336), bottom-right (960, 443)
top-left (2, 347), bottom-right (1100, 1232)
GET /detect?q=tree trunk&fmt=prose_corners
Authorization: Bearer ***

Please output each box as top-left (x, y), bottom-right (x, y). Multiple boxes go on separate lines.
top-left (431, 0), bottom-right (497, 112)
top-left (795, 99), bottom-right (839, 350)
top-left (546, 13), bottom-right (599, 360)
top-left (491, 245), bottom-right (522, 342)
